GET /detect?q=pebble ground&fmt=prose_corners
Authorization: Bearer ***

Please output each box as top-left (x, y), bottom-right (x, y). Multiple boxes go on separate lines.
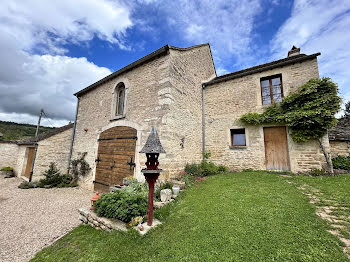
top-left (0, 177), bottom-right (91, 262)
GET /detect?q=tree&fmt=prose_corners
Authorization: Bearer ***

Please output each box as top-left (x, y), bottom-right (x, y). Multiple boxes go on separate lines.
top-left (43, 162), bottom-right (61, 179)
top-left (344, 101), bottom-right (350, 116)
top-left (240, 77), bottom-right (341, 174)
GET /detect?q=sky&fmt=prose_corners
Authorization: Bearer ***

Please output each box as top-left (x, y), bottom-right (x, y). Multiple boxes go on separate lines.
top-left (0, 0), bottom-right (349, 127)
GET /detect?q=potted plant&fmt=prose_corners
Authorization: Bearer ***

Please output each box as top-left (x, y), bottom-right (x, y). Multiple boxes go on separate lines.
top-left (0, 167), bottom-right (14, 178)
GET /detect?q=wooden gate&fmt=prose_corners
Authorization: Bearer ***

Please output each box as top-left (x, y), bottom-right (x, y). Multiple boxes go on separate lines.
top-left (263, 126), bottom-right (290, 171)
top-left (24, 147), bottom-right (35, 178)
top-left (94, 126), bottom-right (137, 192)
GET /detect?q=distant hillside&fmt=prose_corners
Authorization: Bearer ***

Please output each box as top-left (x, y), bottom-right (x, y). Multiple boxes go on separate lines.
top-left (0, 120), bottom-right (55, 141)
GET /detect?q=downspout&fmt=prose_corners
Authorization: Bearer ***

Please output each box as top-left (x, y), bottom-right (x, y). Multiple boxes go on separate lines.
top-left (202, 84), bottom-right (206, 159)
top-left (29, 143), bottom-right (38, 182)
top-left (67, 97), bottom-right (80, 174)
top-left (29, 109), bottom-right (43, 182)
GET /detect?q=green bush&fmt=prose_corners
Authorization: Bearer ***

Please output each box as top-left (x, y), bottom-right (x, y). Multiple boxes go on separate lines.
top-left (95, 190), bottom-right (148, 223)
top-left (121, 180), bottom-right (148, 198)
top-left (309, 168), bottom-right (326, 176)
top-left (184, 161), bottom-right (227, 177)
top-left (1, 167), bottom-right (13, 171)
top-left (37, 162), bottom-right (76, 188)
top-left (332, 156), bottom-right (350, 170)
top-left (18, 181), bottom-right (38, 189)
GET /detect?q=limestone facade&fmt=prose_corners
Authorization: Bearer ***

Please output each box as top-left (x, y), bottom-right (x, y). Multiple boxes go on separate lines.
top-left (204, 57), bottom-right (328, 173)
top-left (31, 128), bottom-right (72, 180)
top-left (72, 44), bottom-right (216, 189)
top-left (330, 141), bottom-right (350, 157)
top-left (0, 142), bottom-right (18, 172)
top-left (0, 125), bottom-right (72, 180)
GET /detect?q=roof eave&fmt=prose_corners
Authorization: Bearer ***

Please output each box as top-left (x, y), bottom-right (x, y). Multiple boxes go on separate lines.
top-left (74, 45), bottom-right (171, 97)
top-left (203, 52), bottom-right (321, 88)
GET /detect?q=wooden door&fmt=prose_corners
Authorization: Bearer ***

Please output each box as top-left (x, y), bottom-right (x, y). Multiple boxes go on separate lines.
top-left (263, 127), bottom-right (290, 171)
top-left (24, 147), bottom-right (35, 178)
top-left (94, 126), bottom-right (137, 192)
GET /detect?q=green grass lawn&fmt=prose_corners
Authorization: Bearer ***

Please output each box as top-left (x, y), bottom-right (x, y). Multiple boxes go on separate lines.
top-left (287, 174), bottom-right (350, 243)
top-left (32, 171), bottom-right (349, 262)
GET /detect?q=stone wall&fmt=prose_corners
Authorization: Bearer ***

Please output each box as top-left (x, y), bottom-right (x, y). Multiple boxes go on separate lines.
top-left (163, 46), bottom-right (216, 177)
top-left (31, 127), bottom-right (72, 181)
top-left (72, 51), bottom-right (173, 190)
top-left (330, 141), bottom-right (350, 157)
top-left (15, 145), bottom-right (31, 178)
top-left (0, 142), bottom-right (18, 173)
top-left (72, 45), bottom-right (215, 189)
top-left (79, 207), bottom-right (127, 232)
top-left (204, 57), bottom-right (327, 173)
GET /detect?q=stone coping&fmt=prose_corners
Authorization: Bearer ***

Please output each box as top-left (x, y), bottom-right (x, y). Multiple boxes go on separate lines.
top-left (78, 207), bottom-right (162, 235)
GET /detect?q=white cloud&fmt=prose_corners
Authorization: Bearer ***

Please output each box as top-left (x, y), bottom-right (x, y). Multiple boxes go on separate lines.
top-left (160, 0), bottom-right (262, 69)
top-left (1, 0), bottom-right (133, 53)
top-left (216, 67), bottom-right (230, 76)
top-left (271, 0), bottom-right (350, 104)
top-left (0, 0), bottom-right (131, 125)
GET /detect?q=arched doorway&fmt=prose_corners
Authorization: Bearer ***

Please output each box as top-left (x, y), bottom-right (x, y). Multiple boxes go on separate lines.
top-left (94, 126), bottom-right (137, 192)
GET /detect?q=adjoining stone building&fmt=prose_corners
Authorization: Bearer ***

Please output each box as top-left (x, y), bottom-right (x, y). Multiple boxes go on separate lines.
top-left (0, 123), bottom-right (73, 180)
top-left (329, 115), bottom-right (350, 157)
top-left (69, 43), bottom-right (330, 191)
top-left (0, 43), bottom-right (334, 190)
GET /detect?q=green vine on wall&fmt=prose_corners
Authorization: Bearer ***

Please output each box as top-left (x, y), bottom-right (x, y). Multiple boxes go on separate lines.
top-left (240, 77), bottom-right (341, 143)
top-left (70, 152), bottom-right (91, 180)
top-left (240, 77), bottom-right (341, 173)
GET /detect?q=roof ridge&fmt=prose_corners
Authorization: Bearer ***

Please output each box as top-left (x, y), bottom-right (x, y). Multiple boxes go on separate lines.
top-left (74, 43), bottom-right (210, 97)
top-left (17, 123), bottom-right (73, 145)
top-left (203, 52), bottom-right (321, 87)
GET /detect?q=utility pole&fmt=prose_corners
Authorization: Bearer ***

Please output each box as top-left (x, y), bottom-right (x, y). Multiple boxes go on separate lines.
top-left (29, 109), bottom-right (44, 182)
top-left (35, 109), bottom-right (44, 137)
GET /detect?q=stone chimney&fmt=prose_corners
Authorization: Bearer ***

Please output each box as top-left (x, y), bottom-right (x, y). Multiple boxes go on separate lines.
top-left (287, 46), bottom-right (300, 57)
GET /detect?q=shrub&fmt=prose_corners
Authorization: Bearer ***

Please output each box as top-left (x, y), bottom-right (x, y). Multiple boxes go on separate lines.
top-left (95, 190), bottom-right (148, 223)
top-left (184, 161), bottom-right (228, 177)
top-left (37, 162), bottom-right (76, 188)
top-left (309, 168), bottom-right (327, 176)
top-left (332, 156), bottom-right (350, 170)
top-left (18, 181), bottom-right (37, 189)
top-left (126, 216), bottom-right (143, 228)
top-left (1, 167), bottom-right (13, 171)
top-left (184, 163), bottom-right (201, 176)
top-left (121, 180), bottom-right (148, 198)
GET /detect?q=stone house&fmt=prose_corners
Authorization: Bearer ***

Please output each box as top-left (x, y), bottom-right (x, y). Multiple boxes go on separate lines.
top-left (70, 44), bottom-right (329, 191)
top-left (0, 123), bottom-right (73, 180)
top-left (329, 115), bottom-right (350, 157)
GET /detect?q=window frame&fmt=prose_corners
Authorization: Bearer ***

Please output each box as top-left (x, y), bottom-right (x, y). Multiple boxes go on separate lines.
top-left (260, 74), bottom-right (284, 105)
top-left (230, 128), bottom-right (246, 147)
top-left (115, 83), bottom-right (126, 117)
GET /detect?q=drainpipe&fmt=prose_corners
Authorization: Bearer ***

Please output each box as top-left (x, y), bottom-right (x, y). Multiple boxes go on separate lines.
top-left (29, 109), bottom-right (43, 182)
top-left (202, 84), bottom-right (206, 159)
top-left (67, 97), bottom-right (80, 174)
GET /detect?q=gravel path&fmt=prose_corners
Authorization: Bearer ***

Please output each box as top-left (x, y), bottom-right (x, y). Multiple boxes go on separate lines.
top-left (0, 176), bottom-right (92, 262)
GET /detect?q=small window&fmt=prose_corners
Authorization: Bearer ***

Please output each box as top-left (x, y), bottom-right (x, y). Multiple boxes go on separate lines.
top-left (231, 129), bottom-right (246, 146)
top-left (260, 74), bottom-right (283, 105)
top-left (115, 83), bottom-right (125, 116)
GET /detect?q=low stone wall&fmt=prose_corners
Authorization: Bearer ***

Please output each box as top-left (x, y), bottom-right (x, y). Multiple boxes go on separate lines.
top-left (78, 207), bottom-right (127, 232)
top-left (330, 140), bottom-right (350, 157)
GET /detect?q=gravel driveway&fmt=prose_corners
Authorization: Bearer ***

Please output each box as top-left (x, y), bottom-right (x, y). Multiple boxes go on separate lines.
top-left (0, 177), bottom-right (92, 262)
